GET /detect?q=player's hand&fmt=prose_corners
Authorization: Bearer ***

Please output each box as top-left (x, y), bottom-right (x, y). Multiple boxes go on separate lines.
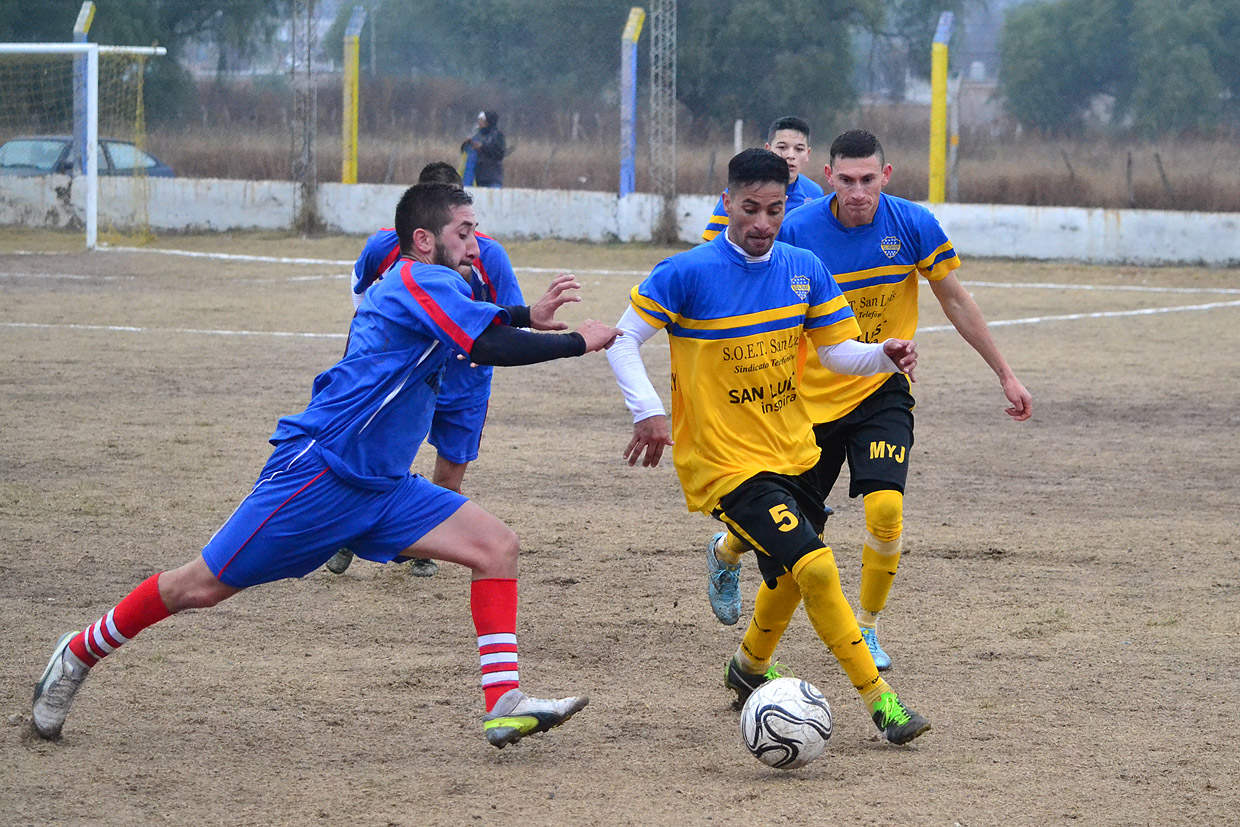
top-left (1001, 375), bottom-right (1033, 421)
top-left (529, 272), bottom-right (582, 330)
top-left (882, 338), bottom-right (918, 383)
top-left (576, 319), bottom-right (622, 352)
top-left (625, 415), bottom-right (673, 468)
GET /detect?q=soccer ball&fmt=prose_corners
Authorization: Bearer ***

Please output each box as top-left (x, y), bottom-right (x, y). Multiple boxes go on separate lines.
top-left (740, 677), bottom-right (833, 769)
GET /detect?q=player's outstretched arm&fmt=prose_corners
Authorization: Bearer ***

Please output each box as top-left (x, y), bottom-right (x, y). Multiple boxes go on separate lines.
top-left (527, 273), bottom-right (583, 331)
top-left (468, 320), bottom-right (619, 367)
top-left (929, 273), bottom-right (1033, 420)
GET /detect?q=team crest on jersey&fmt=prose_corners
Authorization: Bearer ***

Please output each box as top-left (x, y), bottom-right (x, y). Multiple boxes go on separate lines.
top-left (880, 236), bottom-right (902, 259)
top-left (790, 274), bottom-right (811, 301)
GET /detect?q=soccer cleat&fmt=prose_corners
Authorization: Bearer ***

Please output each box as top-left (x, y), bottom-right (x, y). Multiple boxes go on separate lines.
top-left (31, 632), bottom-right (90, 740)
top-left (706, 532), bottom-right (741, 625)
top-left (870, 691), bottom-right (931, 745)
top-left (860, 625), bottom-right (892, 671)
top-left (724, 655), bottom-right (791, 708)
top-left (482, 688), bottom-right (589, 749)
top-left (325, 549), bottom-right (354, 574)
top-left (407, 557), bottom-right (439, 577)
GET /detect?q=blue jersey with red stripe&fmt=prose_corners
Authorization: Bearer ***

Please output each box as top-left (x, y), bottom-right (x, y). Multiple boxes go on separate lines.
top-left (272, 258), bottom-right (508, 488)
top-left (351, 229), bottom-right (523, 409)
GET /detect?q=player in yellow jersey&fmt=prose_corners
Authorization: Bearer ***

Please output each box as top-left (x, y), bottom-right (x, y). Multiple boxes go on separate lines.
top-left (708, 129), bottom-right (1033, 672)
top-left (607, 149), bottom-right (930, 745)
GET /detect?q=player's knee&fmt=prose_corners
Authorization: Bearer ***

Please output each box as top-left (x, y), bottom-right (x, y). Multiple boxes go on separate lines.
top-left (863, 489), bottom-right (904, 543)
top-left (158, 563), bottom-right (236, 611)
top-left (478, 523), bottom-right (519, 569)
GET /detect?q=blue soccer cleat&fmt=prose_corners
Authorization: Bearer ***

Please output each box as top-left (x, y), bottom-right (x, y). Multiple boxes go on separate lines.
top-left (706, 532), bottom-right (741, 625)
top-left (860, 625), bottom-right (892, 671)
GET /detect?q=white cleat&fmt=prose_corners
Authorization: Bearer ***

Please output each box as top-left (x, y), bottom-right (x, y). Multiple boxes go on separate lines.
top-left (32, 632), bottom-right (90, 740)
top-left (482, 688), bottom-right (589, 749)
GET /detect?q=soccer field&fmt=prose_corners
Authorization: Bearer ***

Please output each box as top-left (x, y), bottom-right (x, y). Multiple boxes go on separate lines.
top-left (1, 228), bottom-right (1237, 825)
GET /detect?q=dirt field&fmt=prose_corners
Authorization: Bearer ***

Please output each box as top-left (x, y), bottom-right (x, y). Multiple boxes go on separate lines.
top-left (1, 228), bottom-right (1237, 826)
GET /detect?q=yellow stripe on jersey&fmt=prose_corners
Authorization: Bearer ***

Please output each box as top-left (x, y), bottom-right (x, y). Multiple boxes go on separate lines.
top-left (702, 215), bottom-right (728, 242)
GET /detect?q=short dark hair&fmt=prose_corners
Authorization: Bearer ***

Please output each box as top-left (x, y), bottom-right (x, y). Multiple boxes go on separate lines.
top-left (484, 110), bottom-right (499, 127)
top-left (394, 183), bottom-right (473, 255)
top-left (727, 148), bottom-right (790, 193)
top-left (418, 161), bottom-right (463, 186)
top-left (767, 116), bottom-right (811, 144)
top-left (829, 129), bottom-right (884, 166)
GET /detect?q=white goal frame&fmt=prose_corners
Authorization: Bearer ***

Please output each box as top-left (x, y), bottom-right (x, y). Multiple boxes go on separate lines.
top-left (0, 42), bottom-right (165, 249)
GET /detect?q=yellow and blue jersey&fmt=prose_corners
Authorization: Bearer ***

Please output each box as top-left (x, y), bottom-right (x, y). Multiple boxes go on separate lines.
top-left (778, 192), bottom-right (961, 423)
top-left (701, 174), bottom-right (825, 242)
top-left (629, 234), bottom-right (861, 513)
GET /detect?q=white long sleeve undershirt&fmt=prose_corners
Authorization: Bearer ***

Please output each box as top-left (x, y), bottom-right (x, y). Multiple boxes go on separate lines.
top-left (607, 306), bottom-right (902, 424)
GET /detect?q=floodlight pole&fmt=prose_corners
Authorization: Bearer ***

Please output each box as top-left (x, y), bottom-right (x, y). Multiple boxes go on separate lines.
top-left (619, 7), bottom-right (645, 197)
top-left (928, 11), bottom-right (953, 203)
top-left (342, 5), bottom-right (367, 184)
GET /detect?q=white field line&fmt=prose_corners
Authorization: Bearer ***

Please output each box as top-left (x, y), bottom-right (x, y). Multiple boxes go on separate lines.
top-left (0, 271), bottom-right (134, 281)
top-left (3, 246), bottom-right (1238, 340)
top-left (919, 298), bottom-right (1240, 333)
top-left (95, 247), bottom-right (1240, 294)
top-left (1, 321), bottom-right (345, 339)
top-left (4, 298), bottom-right (1238, 341)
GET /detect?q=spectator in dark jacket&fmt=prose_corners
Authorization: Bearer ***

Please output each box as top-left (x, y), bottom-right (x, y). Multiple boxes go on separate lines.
top-left (463, 111), bottom-right (506, 188)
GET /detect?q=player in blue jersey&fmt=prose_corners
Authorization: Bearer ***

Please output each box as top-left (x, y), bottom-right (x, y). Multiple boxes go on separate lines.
top-left (31, 182), bottom-right (620, 748)
top-left (706, 129), bottom-right (1033, 671)
top-left (609, 149), bottom-right (930, 745)
top-left (327, 162), bottom-right (580, 578)
top-left (701, 116), bottom-right (824, 242)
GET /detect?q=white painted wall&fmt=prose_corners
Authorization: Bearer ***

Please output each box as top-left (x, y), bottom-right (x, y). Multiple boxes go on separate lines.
top-left (1, 175), bottom-right (1237, 267)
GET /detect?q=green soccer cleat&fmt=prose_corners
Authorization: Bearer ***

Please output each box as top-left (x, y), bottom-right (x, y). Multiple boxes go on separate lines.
top-left (724, 655), bottom-right (791, 708)
top-left (871, 691), bottom-right (931, 745)
top-left (482, 688), bottom-right (589, 749)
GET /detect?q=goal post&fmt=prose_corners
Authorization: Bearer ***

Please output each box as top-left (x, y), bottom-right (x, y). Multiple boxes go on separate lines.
top-left (0, 41), bottom-right (165, 249)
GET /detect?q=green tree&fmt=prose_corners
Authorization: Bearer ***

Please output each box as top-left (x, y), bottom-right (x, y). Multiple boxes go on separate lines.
top-left (998, 0), bottom-right (1237, 135)
top-left (0, 0), bottom-right (285, 124)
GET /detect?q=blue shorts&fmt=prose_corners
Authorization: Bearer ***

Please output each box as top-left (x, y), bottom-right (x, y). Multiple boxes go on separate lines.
top-left (201, 439), bottom-right (467, 588)
top-left (427, 401), bottom-right (489, 465)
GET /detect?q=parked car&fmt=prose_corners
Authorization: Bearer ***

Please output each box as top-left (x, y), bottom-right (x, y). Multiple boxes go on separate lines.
top-left (0, 135), bottom-right (174, 177)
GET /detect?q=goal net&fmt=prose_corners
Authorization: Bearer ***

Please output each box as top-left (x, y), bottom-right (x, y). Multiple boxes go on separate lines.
top-left (0, 43), bottom-right (163, 247)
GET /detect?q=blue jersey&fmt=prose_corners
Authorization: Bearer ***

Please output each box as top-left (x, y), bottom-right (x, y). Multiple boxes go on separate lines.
top-left (628, 233), bottom-right (860, 513)
top-left (778, 192), bottom-right (960, 422)
top-left (351, 229), bottom-right (524, 409)
top-left (701, 174), bottom-right (825, 242)
top-left (273, 258), bottom-right (507, 488)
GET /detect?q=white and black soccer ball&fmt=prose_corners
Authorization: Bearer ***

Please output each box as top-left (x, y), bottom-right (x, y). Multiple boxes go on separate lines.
top-left (740, 677), bottom-right (833, 769)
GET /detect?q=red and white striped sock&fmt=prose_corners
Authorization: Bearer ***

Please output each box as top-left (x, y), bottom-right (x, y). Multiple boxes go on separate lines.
top-left (471, 577), bottom-right (519, 711)
top-left (68, 573), bottom-right (172, 667)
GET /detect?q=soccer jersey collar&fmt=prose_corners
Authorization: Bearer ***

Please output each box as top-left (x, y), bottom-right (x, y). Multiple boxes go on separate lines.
top-left (723, 232), bottom-right (773, 264)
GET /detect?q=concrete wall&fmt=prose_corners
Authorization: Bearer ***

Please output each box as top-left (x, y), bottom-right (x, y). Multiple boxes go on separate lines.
top-left (1, 174), bottom-right (1238, 267)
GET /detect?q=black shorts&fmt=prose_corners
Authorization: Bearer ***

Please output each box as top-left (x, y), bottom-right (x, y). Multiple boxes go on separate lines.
top-left (713, 472), bottom-right (831, 588)
top-left (810, 373), bottom-right (914, 501)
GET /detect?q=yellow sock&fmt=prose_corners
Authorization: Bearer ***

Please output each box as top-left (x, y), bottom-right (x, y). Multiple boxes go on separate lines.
top-left (791, 547), bottom-right (884, 700)
top-left (858, 490), bottom-right (904, 616)
top-left (714, 531), bottom-right (750, 566)
top-left (738, 571), bottom-right (802, 671)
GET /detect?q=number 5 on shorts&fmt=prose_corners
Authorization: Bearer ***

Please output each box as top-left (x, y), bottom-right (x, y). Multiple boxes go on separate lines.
top-left (768, 504), bottom-right (799, 532)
